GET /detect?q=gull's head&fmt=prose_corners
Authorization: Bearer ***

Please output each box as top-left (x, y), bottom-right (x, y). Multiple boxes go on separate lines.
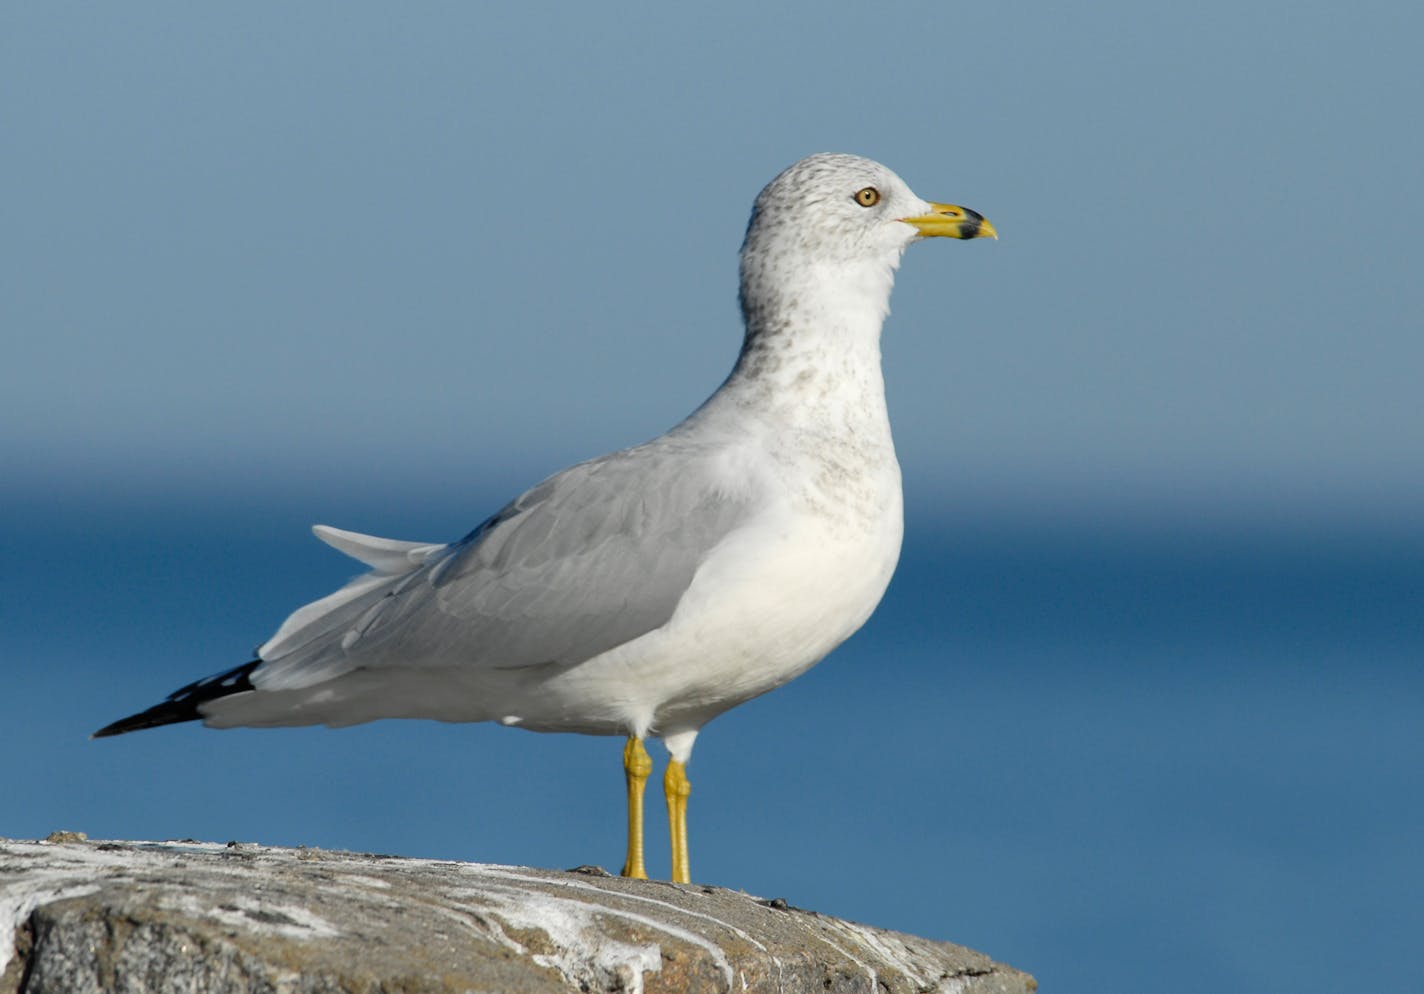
top-left (739, 153), bottom-right (994, 329)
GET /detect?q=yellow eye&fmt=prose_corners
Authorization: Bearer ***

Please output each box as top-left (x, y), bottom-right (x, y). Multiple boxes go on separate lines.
top-left (854, 187), bottom-right (881, 207)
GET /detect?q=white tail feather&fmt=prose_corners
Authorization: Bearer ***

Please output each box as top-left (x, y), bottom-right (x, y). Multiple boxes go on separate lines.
top-left (312, 524), bottom-right (444, 573)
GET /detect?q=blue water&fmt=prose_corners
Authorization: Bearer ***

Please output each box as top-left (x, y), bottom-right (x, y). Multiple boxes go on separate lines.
top-left (3, 493), bottom-right (1419, 993)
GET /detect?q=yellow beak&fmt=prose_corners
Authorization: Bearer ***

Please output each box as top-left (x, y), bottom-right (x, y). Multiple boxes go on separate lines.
top-left (900, 202), bottom-right (997, 240)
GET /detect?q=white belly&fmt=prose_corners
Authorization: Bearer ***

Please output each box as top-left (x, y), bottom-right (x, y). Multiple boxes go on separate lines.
top-left (525, 478), bottom-right (905, 738)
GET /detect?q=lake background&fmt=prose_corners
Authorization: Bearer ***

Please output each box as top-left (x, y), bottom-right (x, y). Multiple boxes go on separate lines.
top-left (4, 3), bottom-right (1420, 992)
top-left (7, 491), bottom-right (1419, 993)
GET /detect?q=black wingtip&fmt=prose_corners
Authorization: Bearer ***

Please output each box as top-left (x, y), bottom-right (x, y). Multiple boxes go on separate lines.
top-left (92, 660), bottom-right (262, 739)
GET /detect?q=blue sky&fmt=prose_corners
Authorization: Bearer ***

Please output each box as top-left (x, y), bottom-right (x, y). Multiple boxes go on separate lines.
top-left (4, 4), bottom-right (1421, 994)
top-left (6, 1), bottom-right (1421, 520)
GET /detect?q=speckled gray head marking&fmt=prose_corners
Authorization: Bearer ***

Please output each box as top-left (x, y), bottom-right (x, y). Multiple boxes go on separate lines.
top-left (737, 153), bottom-right (933, 333)
top-left (741, 153), bottom-right (929, 262)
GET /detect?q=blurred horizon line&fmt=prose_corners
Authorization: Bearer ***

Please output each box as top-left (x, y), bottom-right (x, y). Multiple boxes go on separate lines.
top-left (7, 458), bottom-right (1423, 544)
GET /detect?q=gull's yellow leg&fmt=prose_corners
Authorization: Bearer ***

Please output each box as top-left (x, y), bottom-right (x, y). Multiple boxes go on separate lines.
top-left (620, 736), bottom-right (652, 879)
top-left (664, 759), bottom-right (691, 884)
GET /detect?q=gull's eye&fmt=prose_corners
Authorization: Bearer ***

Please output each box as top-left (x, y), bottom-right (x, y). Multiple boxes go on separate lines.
top-left (854, 187), bottom-right (881, 207)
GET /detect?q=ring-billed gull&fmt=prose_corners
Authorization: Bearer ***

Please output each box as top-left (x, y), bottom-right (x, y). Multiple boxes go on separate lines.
top-left (95, 153), bottom-right (995, 883)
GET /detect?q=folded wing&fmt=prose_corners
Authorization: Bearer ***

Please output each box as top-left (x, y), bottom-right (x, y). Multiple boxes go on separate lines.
top-left (252, 444), bottom-right (755, 692)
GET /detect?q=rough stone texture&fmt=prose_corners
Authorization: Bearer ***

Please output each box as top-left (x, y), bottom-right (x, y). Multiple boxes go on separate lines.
top-left (1, 836), bottom-right (1035, 994)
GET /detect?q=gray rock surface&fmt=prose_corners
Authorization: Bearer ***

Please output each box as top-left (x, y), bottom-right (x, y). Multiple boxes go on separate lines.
top-left (1, 835), bottom-right (1035, 994)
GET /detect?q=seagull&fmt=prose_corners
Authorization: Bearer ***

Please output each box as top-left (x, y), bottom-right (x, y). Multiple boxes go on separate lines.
top-left (95, 153), bottom-right (995, 883)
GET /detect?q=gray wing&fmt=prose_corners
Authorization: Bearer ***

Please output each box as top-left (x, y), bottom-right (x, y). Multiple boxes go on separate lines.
top-left (253, 442), bottom-right (754, 691)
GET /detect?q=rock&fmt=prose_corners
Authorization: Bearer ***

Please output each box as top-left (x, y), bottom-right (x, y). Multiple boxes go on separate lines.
top-left (1, 837), bottom-right (1035, 994)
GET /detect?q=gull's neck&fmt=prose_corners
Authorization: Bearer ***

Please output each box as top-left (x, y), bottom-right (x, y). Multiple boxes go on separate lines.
top-left (673, 241), bottom-right (908, 532)
top-left (714, 254), bottom-right (901, 436)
